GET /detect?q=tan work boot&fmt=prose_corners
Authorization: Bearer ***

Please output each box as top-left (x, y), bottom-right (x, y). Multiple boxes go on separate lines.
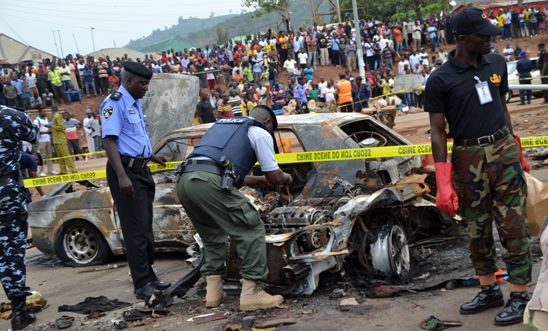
top-left (205, 275), bottom-right (226, 308)
top-left (239, 279), bottom-right (284, 311)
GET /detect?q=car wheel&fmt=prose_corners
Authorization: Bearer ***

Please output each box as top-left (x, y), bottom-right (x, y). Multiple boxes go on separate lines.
top-left (370, 224), bottom-right (410, 278)
top-left (55, 220), bottom-right (111, 266)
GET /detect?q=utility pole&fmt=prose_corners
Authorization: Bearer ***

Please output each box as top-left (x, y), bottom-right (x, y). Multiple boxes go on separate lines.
top-left (336, 0), bottom-right (342, 23)
top-left (113, 40), bottom-right (117, 48)
top-left (352, 0), bottom-right (365, 78)
top-left (90, 27), bottom-right (96, 52)
top-left (51, 30), bottom-right (60, 58)
top-left (72, 32), bottom-right (80, 55)
top-left (56, 30), bottom-right (64, 58)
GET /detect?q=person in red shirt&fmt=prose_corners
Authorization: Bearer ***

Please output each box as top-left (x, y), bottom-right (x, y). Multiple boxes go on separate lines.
top-left (108, 74), bottom-right (120, 91)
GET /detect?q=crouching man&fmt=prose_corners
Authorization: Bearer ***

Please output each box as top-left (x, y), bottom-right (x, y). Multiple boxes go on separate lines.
top-left (175, 106), bottom-right (292, 311)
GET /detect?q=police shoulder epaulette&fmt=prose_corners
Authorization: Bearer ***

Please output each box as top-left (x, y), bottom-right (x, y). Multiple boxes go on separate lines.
top-left (218, 118), bottom-right (247, 124)
top-left (109, 91), bottom-right (123, 101)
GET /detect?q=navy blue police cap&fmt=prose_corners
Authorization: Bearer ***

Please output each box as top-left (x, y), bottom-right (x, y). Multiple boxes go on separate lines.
top-left (123, 61), bottom-right (153, 80)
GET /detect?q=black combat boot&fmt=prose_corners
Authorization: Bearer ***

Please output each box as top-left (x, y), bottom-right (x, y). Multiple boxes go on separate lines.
top-left (459, 284), bottom-right (504, 315)
top-left (494, 291), bottom-right (530, 326)
top-left (11, 295), bottom-right (36, 330)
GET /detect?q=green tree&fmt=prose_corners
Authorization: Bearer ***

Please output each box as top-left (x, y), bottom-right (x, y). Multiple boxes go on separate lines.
top-left (339, 0), bottom-right (441, 21)
top-left (242, 0), bottom-right (292, 32)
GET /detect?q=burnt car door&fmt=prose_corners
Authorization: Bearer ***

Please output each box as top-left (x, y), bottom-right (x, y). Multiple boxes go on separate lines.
top-left (149, 137), bottom-right (197, 248)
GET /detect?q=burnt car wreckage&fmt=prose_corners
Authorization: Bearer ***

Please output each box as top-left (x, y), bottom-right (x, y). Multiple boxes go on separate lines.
top-left (29, 113), bottom-right (457, 297)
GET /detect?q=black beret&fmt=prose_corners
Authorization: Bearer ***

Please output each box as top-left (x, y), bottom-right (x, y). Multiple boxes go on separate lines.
top-left (123, 61), bottom-right (153, 80)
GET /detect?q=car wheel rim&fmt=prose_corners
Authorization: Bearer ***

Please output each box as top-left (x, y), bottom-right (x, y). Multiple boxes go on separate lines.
top-left (63, 225), bottom-right (99, 264)
top-left (370, 224), bottom-right (410, 278)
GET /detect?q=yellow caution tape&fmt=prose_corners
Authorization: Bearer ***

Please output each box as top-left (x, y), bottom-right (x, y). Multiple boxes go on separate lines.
top-left (23, 136), bottom-right (548, 188)
top-left (25, 170), bottom-right (107, 188)
top-left (44, 150), bottom-right (105, 161)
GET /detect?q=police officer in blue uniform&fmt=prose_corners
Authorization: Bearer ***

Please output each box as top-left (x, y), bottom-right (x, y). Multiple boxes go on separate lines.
top-left (100, 62), bottom-right (170, 300)
top-left (0, 105), bottom-right (38, 330)
top-left (175, 106), bottom-right (293, 311)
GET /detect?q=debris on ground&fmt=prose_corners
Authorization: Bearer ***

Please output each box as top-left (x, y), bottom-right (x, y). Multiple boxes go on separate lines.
top-left (54, 315), bottom-right (74, 329)
top-left (77, 264), bottom-right (125, 274)
top-left (0, 291), bottom-right (47, 320)
top-left (187, 311), bottom-right (229, 324)
top-left (419, 315), bottom-right (462, 330)
top-left (255, 318), bottom-right (297, 328)
top-left (112, 318), bottom-right (128, 329)
top-left (339, 297), bottom-right (359, 306)
top-left (122, 309), bottom-right (149, 322)
top-left (58, 296), bottom-right (130, 314)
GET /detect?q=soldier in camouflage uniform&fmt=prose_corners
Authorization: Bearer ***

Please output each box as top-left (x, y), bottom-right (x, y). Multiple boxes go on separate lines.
top-left (0, 105), bottom-right (39, 330)
top-left (424, 8), bottom-right (532, 327)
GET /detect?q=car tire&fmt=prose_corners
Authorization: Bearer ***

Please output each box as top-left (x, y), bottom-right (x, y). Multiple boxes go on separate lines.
top-left (55, 220), bottom-right (111, 266)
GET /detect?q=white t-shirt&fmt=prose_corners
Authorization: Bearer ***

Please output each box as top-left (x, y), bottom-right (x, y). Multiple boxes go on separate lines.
top-left (318, 81), bottom-right (328, 97)
top-left (283, 59), bottom-right (296, 73)
top-left (77, 63), bottom-right (86, 75)
top-left (248, 125), bottom-right (278, 172)
top-left (34, 116), bottom-right (50, 143)
top-left (398, 60), bottom-right (410, 74)
top-left (503, 47), bottom-right (514, 61)
top-left (325, 87), bottom-right (336, 102)
top-left (297, 52), bottom-right (308, 65)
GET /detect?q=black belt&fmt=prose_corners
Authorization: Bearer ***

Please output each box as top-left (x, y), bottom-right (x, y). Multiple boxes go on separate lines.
top-left (181, 159), bottom-right (223, 175)
top-left (454, 127), bottom-right (510, 147)
top-left (120, 155), bottom-right (150, 169)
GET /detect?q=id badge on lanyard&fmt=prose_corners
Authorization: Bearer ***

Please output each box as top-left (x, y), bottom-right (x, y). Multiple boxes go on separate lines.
top-left (474, 76), bottom-right (493, 105)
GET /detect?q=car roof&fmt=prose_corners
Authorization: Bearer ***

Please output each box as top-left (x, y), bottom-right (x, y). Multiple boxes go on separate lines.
top-left (159, 113), bottom-right (377, 141)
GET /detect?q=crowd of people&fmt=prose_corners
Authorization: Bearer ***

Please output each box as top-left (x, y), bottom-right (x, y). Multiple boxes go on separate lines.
top-left (0, 5), bottom-right (546, 177)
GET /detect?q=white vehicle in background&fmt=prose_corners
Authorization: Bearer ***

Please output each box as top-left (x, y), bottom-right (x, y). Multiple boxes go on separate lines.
top-left (506, 57), bottom-right (541, 102)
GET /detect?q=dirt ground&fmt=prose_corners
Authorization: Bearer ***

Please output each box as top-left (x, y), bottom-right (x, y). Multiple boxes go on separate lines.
top-left (2, 34), bottom-right (547, 330)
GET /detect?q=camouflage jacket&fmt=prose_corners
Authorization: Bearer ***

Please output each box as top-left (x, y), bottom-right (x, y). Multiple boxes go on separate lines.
top-left (0, 105), bottom-right (38, 215)
top-left (528, 227), bottom-right (548, 313)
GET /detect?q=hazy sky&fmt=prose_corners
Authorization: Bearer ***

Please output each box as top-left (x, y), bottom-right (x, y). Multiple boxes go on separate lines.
top-left (0, 0), bottom-right (245, 56)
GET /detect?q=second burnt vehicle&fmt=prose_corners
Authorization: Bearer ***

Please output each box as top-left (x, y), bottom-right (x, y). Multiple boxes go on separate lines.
top-left (29, 113), bottom-right (455, 295)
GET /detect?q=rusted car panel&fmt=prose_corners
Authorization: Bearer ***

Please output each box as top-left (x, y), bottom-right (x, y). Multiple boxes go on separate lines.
top-left (30, 113), bottom-right (449, 293)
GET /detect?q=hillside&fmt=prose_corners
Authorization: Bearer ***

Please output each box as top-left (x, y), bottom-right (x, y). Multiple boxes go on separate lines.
top-left (126, 0), bottom-right (332, 51)
top-left (126, 14), bottom-right (237, 51)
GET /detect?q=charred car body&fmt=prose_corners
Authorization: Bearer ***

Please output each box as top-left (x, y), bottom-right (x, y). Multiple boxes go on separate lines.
top-left (29, 113), bottom-right (451, 295)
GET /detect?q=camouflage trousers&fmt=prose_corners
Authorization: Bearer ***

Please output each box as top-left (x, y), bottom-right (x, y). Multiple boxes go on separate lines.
top-left (0, 213), bottom-right (30, 299)
top-left (452, 133), bottom-right (532, 285)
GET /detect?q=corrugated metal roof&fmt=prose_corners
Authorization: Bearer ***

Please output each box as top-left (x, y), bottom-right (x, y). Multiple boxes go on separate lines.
top-left (0, 33), bottom-right (55, 64)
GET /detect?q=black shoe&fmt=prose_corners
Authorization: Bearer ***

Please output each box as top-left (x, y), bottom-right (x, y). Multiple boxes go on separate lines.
top-left (459, 284), bottom-right (504, 315)
top-left (11, 296), bottom-right (36, 330)
top-left (494, 291), bottom-right (530, 326)
top-left (151, 279), bottom-right (171, 290)
top-left (134, 282), bottom-right (156, 300)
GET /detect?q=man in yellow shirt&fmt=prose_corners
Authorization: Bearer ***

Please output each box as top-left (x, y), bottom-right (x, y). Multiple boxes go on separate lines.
top-left (51, 105), bottom-right (76, 174)
top-left (48, 62), bottom-right (69, 104)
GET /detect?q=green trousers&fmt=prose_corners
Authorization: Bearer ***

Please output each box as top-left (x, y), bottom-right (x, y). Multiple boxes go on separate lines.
top-left (53, 143), bottom-right (76, 174)
top-left (176, 171), bottom-right (268, 282)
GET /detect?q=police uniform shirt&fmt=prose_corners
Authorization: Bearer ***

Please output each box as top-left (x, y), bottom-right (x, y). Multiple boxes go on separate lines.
top-left (100, 85), bottom-right (152, 158)
top-left (248, 125), bottom-right (279, 172)
top-left (423, 51), bottom-right (508, 139)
